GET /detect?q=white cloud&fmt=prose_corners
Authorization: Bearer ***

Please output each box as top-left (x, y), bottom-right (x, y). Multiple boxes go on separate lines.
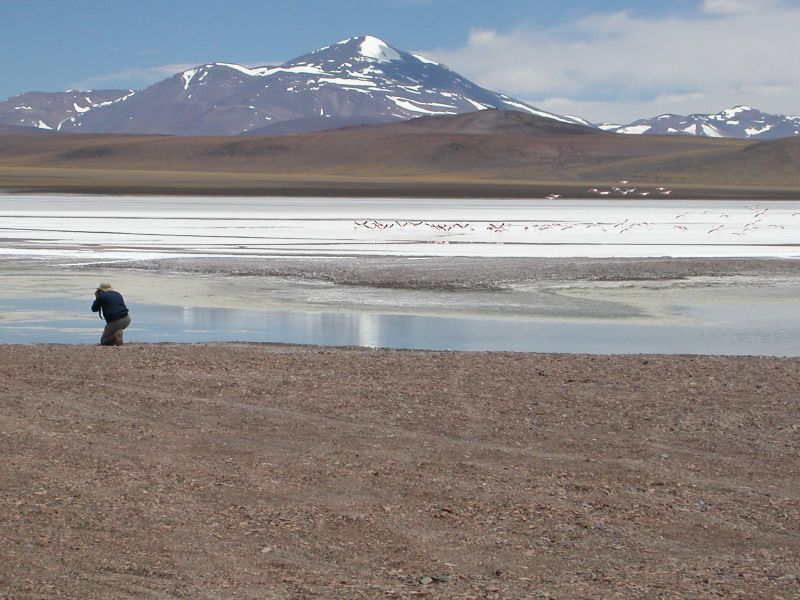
top-left (419, 3), bottom-right (800, 123)
top-left (701, 0), bottom-right (778, 15)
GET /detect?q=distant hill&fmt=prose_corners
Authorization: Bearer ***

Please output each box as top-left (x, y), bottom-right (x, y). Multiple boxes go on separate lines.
top-left (602, 106), bottom-right (800, 141)
top-left (603, 135), bottom-right (800, 184)
top-left (0, 122), bottom-right (51, 134)
top-left (3, 109), bottom-right (797, 199)
top-left (0, 90), bottom-right (134, 131)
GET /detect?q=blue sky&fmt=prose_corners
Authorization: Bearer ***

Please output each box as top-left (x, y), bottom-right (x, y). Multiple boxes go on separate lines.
top-left (2, 0), bottom-right (798, 122)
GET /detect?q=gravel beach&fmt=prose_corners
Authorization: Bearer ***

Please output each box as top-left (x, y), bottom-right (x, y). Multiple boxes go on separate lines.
top-left (1, 344), bottom-right (798, 599)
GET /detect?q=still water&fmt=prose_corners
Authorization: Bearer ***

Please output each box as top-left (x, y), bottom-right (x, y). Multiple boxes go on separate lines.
top-left (1, 296), bottom-right (797, 356)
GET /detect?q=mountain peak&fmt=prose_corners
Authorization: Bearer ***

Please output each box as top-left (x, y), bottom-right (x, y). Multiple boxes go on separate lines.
top-left (355, 35), bottom-right (401, 61)
top-left (715, 105), bottom-right (756, 119)
top-left (321, 35), bottom-right (402, 62)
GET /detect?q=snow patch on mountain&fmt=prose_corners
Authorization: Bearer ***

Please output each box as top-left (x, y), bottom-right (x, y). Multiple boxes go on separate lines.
top-left (181, 69), bottom-right (199, 90)
top-left (388, 96), bottom-right (456, 114)
top-left (746, 124), bottom-right (773, 136)
top-left (701, 124), bottom-right (723, 138)
top-left (501, 101), bottom-right (577, 124)
top-left (411, 53), bottom-right (440, 66)
top-left (618, 124), bottom-right (652, 135)
top-left (358, 36), bottom-right (401, 61)
top-left (465, 98), bottom-right (490, 110)
top-left (718, 105), bottom-right (751, 119)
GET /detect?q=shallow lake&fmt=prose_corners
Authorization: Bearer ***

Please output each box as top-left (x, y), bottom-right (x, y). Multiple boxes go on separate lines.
top-left (1, 295), bottom-right (798, 356)
top-left (1, 195), bottom-right (798, 354)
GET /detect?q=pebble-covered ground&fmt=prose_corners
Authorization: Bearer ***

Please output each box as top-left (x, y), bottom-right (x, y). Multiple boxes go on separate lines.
top-left (1, 344), bottom-right (798, 599)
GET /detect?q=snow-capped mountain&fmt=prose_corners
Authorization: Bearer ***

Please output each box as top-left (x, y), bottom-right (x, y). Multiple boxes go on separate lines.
top-left (0, 90), bottom-right (134, 131)
top-left (602, 106), bottom-right (800, 140)
top-left (0, 36), bottom-right (586, 136)
top-left (5, 40), bottom-right (795, 141)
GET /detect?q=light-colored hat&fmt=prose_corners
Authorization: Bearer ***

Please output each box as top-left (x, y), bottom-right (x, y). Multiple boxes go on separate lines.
top-left (98, 282), bottom-right (113, 291)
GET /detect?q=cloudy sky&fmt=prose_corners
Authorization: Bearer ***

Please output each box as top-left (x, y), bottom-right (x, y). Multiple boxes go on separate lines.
top-left (2, 0), bottom-right (798, 123)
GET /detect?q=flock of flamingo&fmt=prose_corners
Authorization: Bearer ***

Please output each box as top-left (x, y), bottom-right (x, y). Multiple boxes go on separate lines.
top-left (352, 194), bottom-right (797, 239)
top-left (584, 181), bottom-right (673, 198)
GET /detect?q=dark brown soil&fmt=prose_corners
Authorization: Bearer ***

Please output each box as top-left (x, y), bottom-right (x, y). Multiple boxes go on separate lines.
top-left (1, 344), bottom-right (798, 599)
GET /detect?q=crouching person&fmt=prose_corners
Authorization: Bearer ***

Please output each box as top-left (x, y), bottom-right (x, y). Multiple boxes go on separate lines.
top-left (91, 282), bottom-right (131, 346)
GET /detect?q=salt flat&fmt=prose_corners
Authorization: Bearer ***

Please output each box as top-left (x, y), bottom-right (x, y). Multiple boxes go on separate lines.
top-left (1, 194), bottom-right (799, 259)
top-left (2, 194), bottom-right (798, 353)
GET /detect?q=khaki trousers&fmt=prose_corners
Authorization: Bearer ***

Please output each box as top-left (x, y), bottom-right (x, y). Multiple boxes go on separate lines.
top-left (101, 314), bottom-right (131, 346)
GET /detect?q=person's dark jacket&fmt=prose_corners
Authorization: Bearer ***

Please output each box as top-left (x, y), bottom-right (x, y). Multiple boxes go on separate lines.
top-left (91, 290), bottom-right (129, 322)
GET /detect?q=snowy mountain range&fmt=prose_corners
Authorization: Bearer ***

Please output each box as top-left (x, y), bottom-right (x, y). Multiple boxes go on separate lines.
top-left (0, 89), bottom-right (134, 132)
top-left (601, 106), bottom-right (800, 140)
top-left (0, 36), bottom-right (797, 140)
top-left (0, 36), bottom-right (586, 136)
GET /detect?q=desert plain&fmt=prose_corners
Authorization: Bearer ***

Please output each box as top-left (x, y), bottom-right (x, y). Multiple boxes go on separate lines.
top-left (1, 111), bottom-right (800, 598)
top-left (1, 343), bottom-right (799, 599)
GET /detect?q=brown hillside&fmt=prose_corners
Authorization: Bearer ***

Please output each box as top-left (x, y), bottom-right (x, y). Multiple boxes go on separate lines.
top-left (0, 111), bottom-right (797, 197)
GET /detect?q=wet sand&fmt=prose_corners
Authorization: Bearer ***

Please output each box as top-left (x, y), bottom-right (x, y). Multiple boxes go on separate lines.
top-left (112, 255), bottom-right (800, 290)
top-left (2, 255), bottom-right (799, 322)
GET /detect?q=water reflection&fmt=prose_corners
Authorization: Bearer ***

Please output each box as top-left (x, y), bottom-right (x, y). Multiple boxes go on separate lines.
top-left (358, 313), bottom-right (381, 348)
top-left (0, 296), bottom-right (798, 356)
